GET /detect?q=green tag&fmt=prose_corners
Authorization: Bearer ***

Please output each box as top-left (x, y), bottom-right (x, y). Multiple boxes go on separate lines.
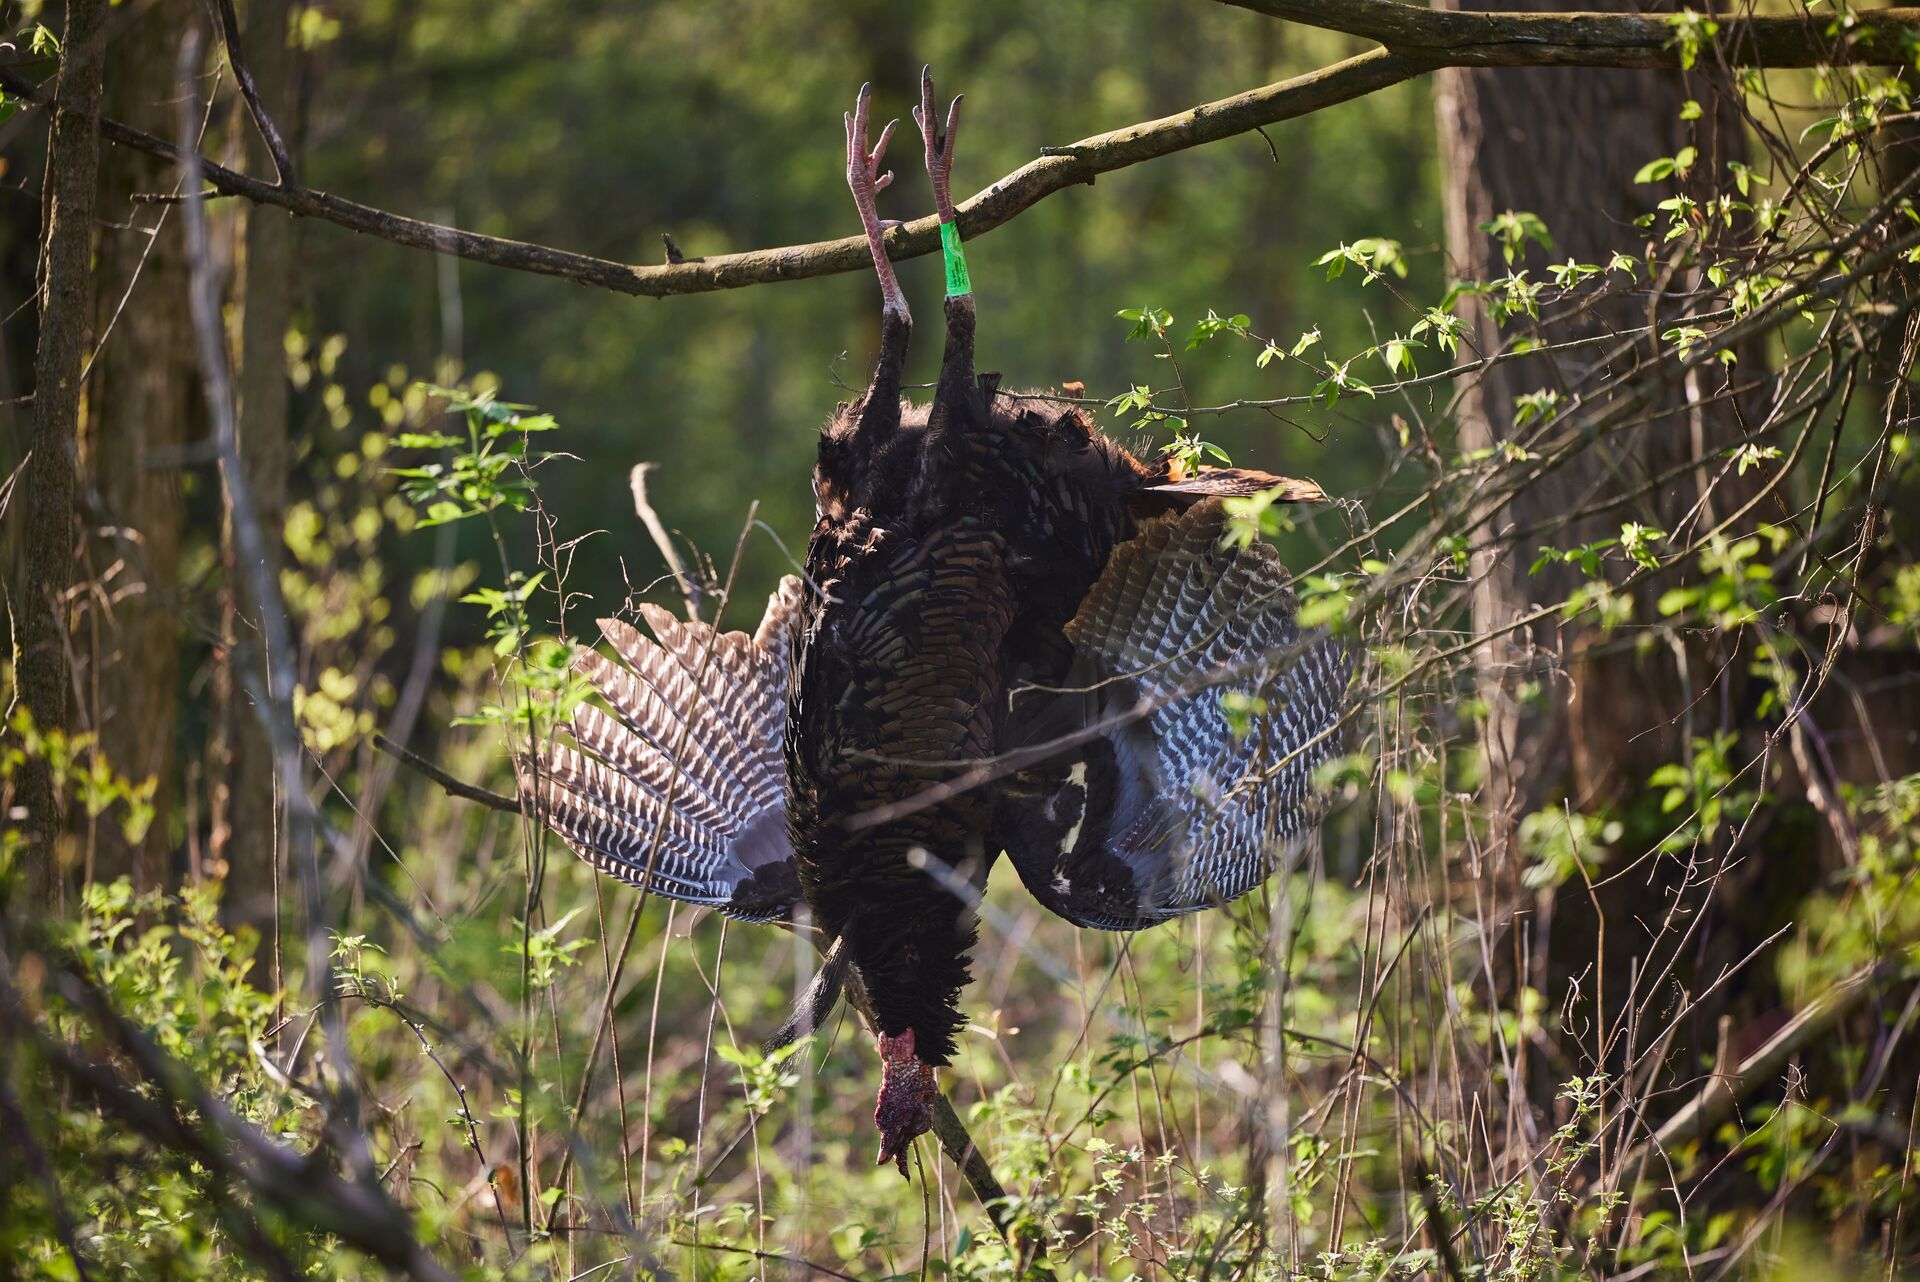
top-left (940, 220), bottom-right (972, 298)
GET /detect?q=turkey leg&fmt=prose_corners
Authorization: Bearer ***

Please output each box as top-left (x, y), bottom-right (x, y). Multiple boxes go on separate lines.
top-left (845, 82), bottom-right (910, 434)
top-left (916, 67), bottom-right (975, 435)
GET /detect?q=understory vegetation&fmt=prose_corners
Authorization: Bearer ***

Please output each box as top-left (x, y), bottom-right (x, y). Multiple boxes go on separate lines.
top-left (5, 1), bottom-right (1920, 1279)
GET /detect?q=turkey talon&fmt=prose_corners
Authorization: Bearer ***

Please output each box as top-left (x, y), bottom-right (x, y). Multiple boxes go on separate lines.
top-left (844, 82), bottom-right (908, 320)
top-left (914, 65), bottom-right (964, 224)
top-left (845, 83), bottom-right (899, 206)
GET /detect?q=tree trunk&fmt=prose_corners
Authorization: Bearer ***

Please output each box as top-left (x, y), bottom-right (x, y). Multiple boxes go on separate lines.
top-left (1434, 0), bottom-right (1768, 1143)
top-left (221, 0), bottom-right (297, 934)
top-left (1436, 1), bottom-right (1758, 842)
top-left (16, 0), bottom-right (108, 907)
top-left (83, 0), bottom-right (197, 892)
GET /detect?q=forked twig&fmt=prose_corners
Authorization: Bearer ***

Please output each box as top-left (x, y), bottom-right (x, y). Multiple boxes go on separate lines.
top-left (202, 0), bottom-right (295, 184)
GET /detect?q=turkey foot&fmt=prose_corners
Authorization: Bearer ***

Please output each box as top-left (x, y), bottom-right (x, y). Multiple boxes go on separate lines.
top-left (913, 66), bottom-right (964, 225)
top-left (845, 82), bottom-right (907, 322)
top-left (916, 67), bottom-right (975, 426)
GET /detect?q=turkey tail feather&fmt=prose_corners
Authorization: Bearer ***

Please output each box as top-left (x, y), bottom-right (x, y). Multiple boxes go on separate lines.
top-left (520, 579), bottom-right (805, 923)
top-left (765, 935), bottom-right (850, 1052)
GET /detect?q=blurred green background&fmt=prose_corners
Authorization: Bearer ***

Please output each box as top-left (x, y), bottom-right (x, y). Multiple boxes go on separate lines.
top-left (300, 0), bottom-right (1439, 616)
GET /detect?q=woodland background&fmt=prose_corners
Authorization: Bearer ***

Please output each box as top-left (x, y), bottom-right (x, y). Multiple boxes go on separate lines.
top-left (2, 0), bottom-right (1919, 1278)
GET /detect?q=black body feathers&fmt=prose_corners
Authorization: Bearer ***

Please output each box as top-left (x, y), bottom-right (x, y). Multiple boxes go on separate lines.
top-left (525, 89), bottom-right (1347, 1082)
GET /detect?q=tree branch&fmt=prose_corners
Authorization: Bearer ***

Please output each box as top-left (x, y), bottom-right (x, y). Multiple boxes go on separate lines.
top-left (204, 0), bottom-right (295, 183)
top-left (1218, 1), bottom-right (1920, 68)
top-left (0, 51), bottom-right (1413, 298)
top-left (1640, 965), bottom-right (1891, 1156)
top-left (0, 962), bottom-right (458, 1282)
top-left (630, 463), bottom-right (705, 622)
top-left (372, 732), bottom-right (521, 813)
top-left (4, 6), bottom-right (1909, 307)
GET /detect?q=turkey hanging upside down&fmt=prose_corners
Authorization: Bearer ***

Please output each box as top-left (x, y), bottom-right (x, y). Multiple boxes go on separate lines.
top-left (523, 70), bottom-right (1353, 1180)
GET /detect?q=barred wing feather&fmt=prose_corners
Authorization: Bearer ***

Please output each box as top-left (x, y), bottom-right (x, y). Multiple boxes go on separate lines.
top-left (521, 577), bottom-right (806, 922)
top-left (997, 501), bottom-right (1350, 929)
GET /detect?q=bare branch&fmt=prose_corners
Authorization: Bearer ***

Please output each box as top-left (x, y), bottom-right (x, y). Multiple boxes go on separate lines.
top-left (630, 463), bottom-right (704, 622)
top-left (1219, 1), bottom-right (1920, 68)
top-left (7, 1), bottom-right (1914, 306)
top-left (1641, 965), bottom-right (1892, 1156)
top-left (372, 732), bottom-right (521, 814)
top-left (0, 51), bottom-right (1414, 297)
top-left (203, 0), bottom-right (295, 183)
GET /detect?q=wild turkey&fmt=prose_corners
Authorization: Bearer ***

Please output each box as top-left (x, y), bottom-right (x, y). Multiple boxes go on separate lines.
top-left (523, 70), bottom-right (1351, 1178)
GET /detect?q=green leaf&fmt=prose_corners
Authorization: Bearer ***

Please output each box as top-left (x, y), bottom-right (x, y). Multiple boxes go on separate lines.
top-left (1185, 309), bottom-right (1251, 350)
top-left (1479, 210), bottom-right (1554, 264)
top-left (1620, 522), bottom-right (1666, 569)
top-left (1633, 157), bottom-right (1676, 184)
top-left (395, 431), bottom-right (461, 449)
top-left (1118, 306), bottom-right (1173, 341)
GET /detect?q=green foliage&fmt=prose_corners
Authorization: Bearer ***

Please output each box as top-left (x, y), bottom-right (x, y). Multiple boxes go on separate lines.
top-left (391, 385), bottom-right (558, 528)
top-left (1633, 145), bottom-right (1699, 184)
top-left (1656, 529), bottom-right (1788, 628)
top-left (1117, 304), bottom-right (1175, 344)
top-left (9, 4), bottom-right (1920, 1278)
top-left (4, 882), bottom-right (333, 1280)
top-left (1518, 808), bottom-right (1620, 890)
top-left (1186, 307), bottom-right (1253, 350)
top-left (1479, 210), bottom-right (1554, 264)
top-left (1220, 484), bottom-right (1301, 549)
top-left (1111, 307), bottom-right (1233, 469)
top-left (713, 1037), bottom-right (810, 1120)
top-left (1666, 10), bottom-right (1721, 72)
top-left (1314, 237), bottom-right (1408, 283)
top-left (389, 384), bottom-right (586, 733)
top-left (1645, 732), bottom-right (1761, 853)
top-left (510, 905), bottom-right (590, 992)
top-left (0, 706), bottom-right (155, 845)
top-left (1530, 521), bottom-right (1665, 577)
